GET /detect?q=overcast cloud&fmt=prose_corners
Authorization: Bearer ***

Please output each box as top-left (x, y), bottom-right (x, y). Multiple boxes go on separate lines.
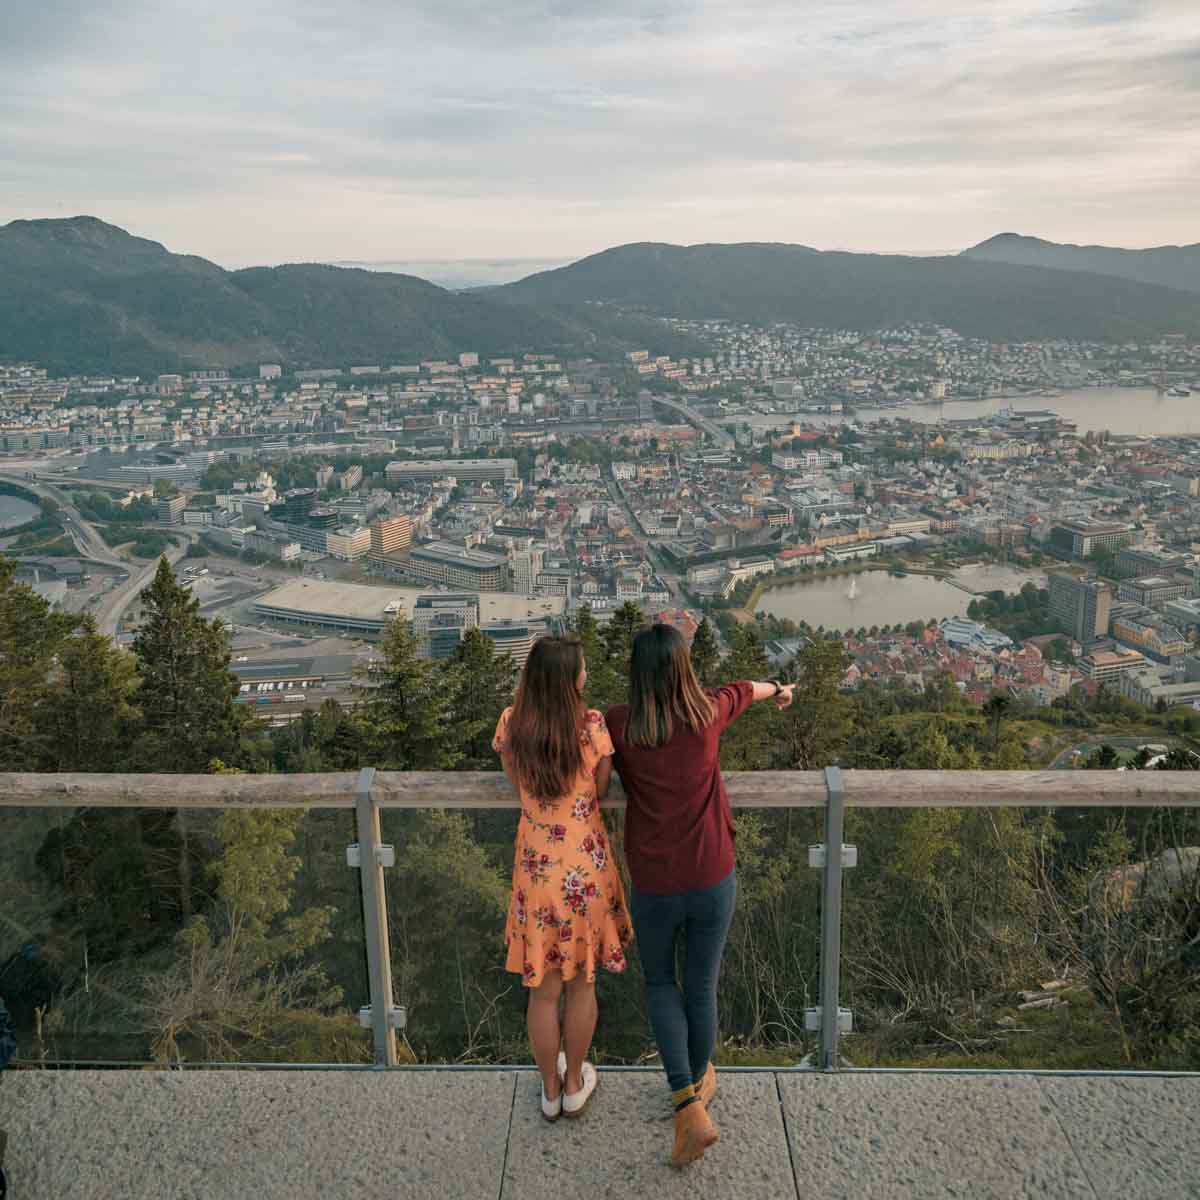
top-left (2, 0), bottom-right (1198, 267)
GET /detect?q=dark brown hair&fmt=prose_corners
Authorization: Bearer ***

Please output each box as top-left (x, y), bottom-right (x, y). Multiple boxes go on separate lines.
top-left (506, 635), bottom-right (586, 800)
top-left (625, 623), bottom-right (715, 748)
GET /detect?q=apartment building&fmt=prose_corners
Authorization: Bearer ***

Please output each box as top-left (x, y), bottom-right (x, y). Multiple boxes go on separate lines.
top-left (404, 540), bottom-right (509, 590)
top-left (1048, 574), bottom-right (1111, 643)
top-left (1115, 546), bottom-right (1185, 579)
top-left (370, 515), bottom-right (413, 555)
top-left (1111, 614), bottom-right (1188, 664)
top-left (1078, 647), bottom-right (1147, 685)
top-left (480, 619), bottom-right (548, 667)
top-left (156, 495), bottom-right (187, 525)
top-left (1051, 521), bottom-right (1136, 559)
top-left (326, 526), bottom-right (372, 561)
top-left (1116, 575), bottom-right (1189, 609)
top-left (511, 547), bottom-right (544, 596)
top-left (413, 593), bottom-right (480, 659)
top-left (385, 458), bottom-right (517, 484)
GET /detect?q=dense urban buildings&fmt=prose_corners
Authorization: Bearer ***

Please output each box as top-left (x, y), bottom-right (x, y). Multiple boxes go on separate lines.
top-left (5, 321), bottom-right (1200, 699)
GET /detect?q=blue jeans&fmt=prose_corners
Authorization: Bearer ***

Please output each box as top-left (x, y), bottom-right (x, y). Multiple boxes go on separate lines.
top-left (629, 870), bottom-right (737, 1093)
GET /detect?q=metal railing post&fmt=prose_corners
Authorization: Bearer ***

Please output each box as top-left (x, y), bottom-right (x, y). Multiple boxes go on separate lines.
top-left (819, 765), bottom-right (846, 1071)
top-left (354, 767), bottom-right (399, 1067)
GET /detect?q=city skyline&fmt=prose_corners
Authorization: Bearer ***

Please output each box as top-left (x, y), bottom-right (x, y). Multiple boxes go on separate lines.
top-left (2, 0), bottom-right (1198, 267)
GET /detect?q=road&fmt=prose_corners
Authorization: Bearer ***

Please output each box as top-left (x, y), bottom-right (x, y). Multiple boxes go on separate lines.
top-left (1047, 735), bottom-right (1174, 770)
top-left (0, 470), bottom-right (128, 568)
top-left (91, 540), bottom-right (192, 636)
top-left (605, 474), bottom-right (684, 602)
top-left (1, 469), bottom-right (193, 636)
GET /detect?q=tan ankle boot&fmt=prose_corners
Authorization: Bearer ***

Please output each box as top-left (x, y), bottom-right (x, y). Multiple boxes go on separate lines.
top-left (671, 1100), bottom-right (719, 1168)
top-left (695, 1062), bottom-right (717, 1108)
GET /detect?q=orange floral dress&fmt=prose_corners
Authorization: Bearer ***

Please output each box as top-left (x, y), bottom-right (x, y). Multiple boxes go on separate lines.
top-left (494, 707), bottom-right (633, 988)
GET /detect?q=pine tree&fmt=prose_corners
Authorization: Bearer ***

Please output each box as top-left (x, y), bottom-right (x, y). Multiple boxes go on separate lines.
top-left (719, 622), bottom-right (771, 682)
top-left (592, 600), bottom-right (646, 708)
top-left (777, 636), bottom-right (851, 770)
top-left (570, 602), bottom-right (604, 667)
top-left (601, 601), bottom-right (647, 672)
top-left (126, 557), bottom-right (246, 921)
top-left (570, 601), bottom-right (623, 711)
top-left (356, 618), bottom-right (459, 769)
top-left (128, 557), bottom-right (243, 772)
top-left (40, 614), bottom-right (140, 771)
top-left (442, 627), bottom-right (518, 769)
top-left (690, 617), bottom-right (720, 686)
top-left (0, 558), bottom-right (77, 770)
top-left (715, 625), bottom-right (777, 770)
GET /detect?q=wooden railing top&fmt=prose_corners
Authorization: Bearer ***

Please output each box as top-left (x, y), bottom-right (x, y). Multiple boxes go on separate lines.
top-left (2, 769), bottom-right (1198, 809)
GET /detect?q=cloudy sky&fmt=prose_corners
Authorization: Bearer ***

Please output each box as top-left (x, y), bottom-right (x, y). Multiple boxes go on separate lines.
top-left (2, 0), bottom-right (1198, 269)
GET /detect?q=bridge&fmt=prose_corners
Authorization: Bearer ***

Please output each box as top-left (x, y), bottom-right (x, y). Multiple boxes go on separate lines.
top-left (1, 769), bottom-right (1198, 1199)
top-left (0, 471), bottom-right (127, 569)
top-left (651, 395), bottom-right (736, 450)
top-left (0, 471), bottom-right (196, 633)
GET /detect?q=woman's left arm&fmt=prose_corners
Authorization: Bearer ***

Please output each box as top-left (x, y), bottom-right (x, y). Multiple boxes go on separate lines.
top-left (594, 755), bottom-right (613, 801)
top-left (498, 746), bottom-right (519, 791)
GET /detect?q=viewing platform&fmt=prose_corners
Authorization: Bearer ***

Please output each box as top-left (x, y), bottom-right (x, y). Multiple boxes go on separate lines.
top-left (2, 1066), bottom-right (1197, 1198)
top-left (3, 768), bottom-right (1198, 1197)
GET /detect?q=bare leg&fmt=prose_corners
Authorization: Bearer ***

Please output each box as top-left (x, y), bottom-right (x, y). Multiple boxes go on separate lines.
top-left (528, 972), bottom-right (565, 1100)
top-left (562, 975), bottom-right (598, 1094)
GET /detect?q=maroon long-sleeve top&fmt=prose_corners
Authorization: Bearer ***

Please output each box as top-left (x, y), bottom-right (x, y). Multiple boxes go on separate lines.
top-left (607, 680), bottom-right (754, 895)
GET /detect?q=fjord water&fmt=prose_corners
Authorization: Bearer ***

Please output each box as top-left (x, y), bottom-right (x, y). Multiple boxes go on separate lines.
top-left (774, 387), bottom-right (1200, 437)
top-left (0, 494), bottom-right (39, 529)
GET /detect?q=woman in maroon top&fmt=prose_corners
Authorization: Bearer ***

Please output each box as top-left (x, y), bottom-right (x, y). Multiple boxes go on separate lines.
top-left (607, 623), bottom-right (794, 1168)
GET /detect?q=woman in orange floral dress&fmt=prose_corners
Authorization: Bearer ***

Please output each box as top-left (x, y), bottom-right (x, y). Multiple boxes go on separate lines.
top-left (494, 635), bottom-right (633, 1121)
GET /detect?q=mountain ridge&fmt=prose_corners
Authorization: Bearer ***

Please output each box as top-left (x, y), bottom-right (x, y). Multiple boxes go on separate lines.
top-left (4, 218), bottom-right (1200, 375)
top-left (961, 232), bottom-right (1200, 294)
top-left (497, 240), bottom-right (1200, 341)
top-left (0, 216), bottom-right (698, 374)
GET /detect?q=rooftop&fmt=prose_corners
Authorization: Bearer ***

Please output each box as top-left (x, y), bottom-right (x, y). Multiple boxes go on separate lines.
top-left (2, 1067), bottom-right (1196, 1199)
top-left (410, 539), bottom-right (509, 568)
top-left (255, 578), bottom-right (565, 624)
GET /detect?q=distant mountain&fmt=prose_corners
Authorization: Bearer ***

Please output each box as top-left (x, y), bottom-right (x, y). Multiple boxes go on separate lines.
top-left (0, 217), bottom-right (690, 375)
top-left (962, 233), bottom-right (1200, 295)
top-left (5, 220), bottom-right (1200, 376)
top-left (497, 241), bottom-right (1200, 341)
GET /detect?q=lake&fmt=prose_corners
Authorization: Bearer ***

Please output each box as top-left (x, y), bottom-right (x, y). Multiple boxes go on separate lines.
top-left (0, 493), bottom-right (40, 530)
top-left (757, 570), bottom-right (971, 630)
top-left (745, 386), bottom-right (1200, 438)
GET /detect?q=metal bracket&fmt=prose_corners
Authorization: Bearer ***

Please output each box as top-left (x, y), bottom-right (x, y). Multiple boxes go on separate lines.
top-left (346, 843), bottom-right (395, 869)
top-left (354, 766), bottom-right (401, 1067)
top-left (817, 765), bottom-right (850, 1072)
top-left (807, 843), bottom-right (858, 870)
top-left (804, 1006), bottom-right (853, 1033)
top-left (358, 1005), bottom-right (408, 1032)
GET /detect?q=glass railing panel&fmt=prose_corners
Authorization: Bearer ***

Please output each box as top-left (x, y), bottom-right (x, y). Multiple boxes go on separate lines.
top-left (0, 805), bottom-right (370, 1066)
top-left (381, 806), bottom-right (522, 1064)
top-left (839, 802), bottom-right (1200, 1071)
top-left (709, 806), bottom-right (823, 1067)
top-left (378, 804), bottom-right (826, 1068)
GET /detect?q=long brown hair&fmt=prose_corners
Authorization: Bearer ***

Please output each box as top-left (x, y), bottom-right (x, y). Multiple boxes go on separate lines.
top-left (506, 635), bottom-right (586, 799)
top-left (625, 623), bottom-right (716, 748)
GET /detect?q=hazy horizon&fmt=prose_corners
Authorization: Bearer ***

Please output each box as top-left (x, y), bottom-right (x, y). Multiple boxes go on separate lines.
top-left (3, 1), bottom-right (1198, 266)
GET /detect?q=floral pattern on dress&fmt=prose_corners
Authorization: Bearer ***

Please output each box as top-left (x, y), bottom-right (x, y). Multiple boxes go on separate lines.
top-left (495, 706), bottom-right (633, 987)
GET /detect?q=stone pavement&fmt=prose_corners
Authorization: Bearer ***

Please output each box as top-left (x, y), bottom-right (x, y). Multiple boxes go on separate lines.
top-left (1, 1067), bottom-right (1197, 1199)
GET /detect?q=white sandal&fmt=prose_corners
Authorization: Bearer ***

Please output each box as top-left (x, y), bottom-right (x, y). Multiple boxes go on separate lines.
top-left (562, 1061), bottom-right (598, 1118)
top-left (541, 1052), bottom-right (568, 1123)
